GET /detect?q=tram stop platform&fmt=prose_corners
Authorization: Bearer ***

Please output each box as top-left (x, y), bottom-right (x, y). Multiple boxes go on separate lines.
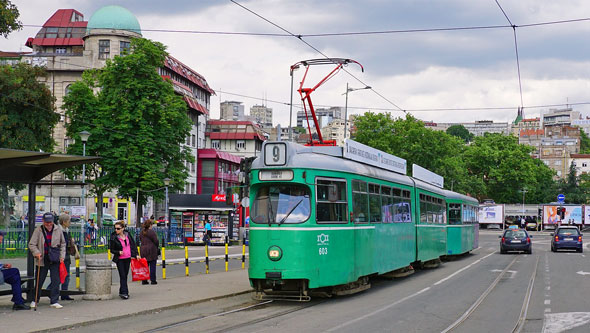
top-left (0, 268), bottom-right (252, 332)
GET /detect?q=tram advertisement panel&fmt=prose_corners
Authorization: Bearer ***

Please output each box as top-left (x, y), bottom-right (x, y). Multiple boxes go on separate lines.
top-left (543, 205), bottom-right (583, 224)
top-left (478, 205), bottom-right (503, 224)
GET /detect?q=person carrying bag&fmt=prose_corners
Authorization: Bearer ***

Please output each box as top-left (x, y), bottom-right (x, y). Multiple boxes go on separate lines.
top-left (28, 212), bottom-right (66, 309)
top-left (139, 219), bottom-right (160, 285)
top-left (109, 221), bottom-right (139, 299)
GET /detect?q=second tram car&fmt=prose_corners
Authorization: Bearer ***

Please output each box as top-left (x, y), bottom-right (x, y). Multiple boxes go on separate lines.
top-left (248, 140), bottom-right (478, 301)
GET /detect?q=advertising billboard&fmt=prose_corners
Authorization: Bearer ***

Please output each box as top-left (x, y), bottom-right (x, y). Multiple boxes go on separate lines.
top-left (543, 205), bottom-right (583, 224)
top-left (584, 206), bottom-right (590, 225)
top-left (478, 205), bottom-right (503, 224)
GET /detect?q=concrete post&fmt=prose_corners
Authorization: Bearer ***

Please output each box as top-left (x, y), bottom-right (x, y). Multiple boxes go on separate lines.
top-left (83, 259), bottom-right (112, 300)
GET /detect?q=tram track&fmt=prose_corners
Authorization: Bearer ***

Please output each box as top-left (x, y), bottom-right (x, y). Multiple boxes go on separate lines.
top-left (142, 298), bottom-right (326, 332)
top-left (441, 254), bottom-right (540, 333)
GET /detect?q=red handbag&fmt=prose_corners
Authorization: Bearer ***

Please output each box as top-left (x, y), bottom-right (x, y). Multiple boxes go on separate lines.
top-left (130, 258), bottom-right (150, 281)
top-left (59, 262), bottom-right (67, 284)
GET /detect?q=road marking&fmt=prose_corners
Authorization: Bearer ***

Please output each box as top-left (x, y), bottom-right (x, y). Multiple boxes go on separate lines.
top-left (490, 269), bottom-right (516, 279)
top-left (546, 286), bottom-right (550, 291)
top-left (544, 308), bottom-right (551, 313)
top-left (576, 271), bottom-right (590, 276)
top-left (325, 287), bottom-right (431, 332)
top-left (433, 252), bottom-right (495, 286)
top-left (543, 312), bottom-right (590, 333)
top-left (544, 299), bottom-right (551, 305)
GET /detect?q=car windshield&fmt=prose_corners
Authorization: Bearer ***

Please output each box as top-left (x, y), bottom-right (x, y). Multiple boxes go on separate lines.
top-left (251, 185), bottom-right (311, 224)
top-left (505, 230), bottom-right (527, 238)
top-left (558, 228), bottom-right (579, 236)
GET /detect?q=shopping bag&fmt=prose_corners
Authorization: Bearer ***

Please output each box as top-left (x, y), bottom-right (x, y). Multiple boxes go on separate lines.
top-left (59, 262), bottom-right (67, 284)
top-left (130, 258), bottom-right (150, 281)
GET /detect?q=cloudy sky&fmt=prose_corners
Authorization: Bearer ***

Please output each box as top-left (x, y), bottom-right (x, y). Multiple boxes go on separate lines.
top-left (4, 0), bottom-right (590, 126)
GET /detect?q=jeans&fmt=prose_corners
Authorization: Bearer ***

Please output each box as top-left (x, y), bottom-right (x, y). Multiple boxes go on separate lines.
top-left (116, 258), bottom-right (131, 296)
top-left (2, 268), bottom-right (25, 305)
top-left (148, 260), bottom-right (157, 283)
top-left (36, 259), bottom-right (60, 304)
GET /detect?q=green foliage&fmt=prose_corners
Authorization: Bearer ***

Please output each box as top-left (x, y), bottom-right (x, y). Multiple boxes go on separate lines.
top-left (0, 0), bottom-right (21, 38)
top-left (556, 162), bottom-right (589, 204)
top-left (446, 124), bottom-right (474, 143)
top-left (579, 129), bottom-right (590, 154)
top-left (63, 38), bottom-right (193, 209)
top-left (463, 133), bottom-right (555, 203)
top-left (0, 63), bottom-right (58, 151)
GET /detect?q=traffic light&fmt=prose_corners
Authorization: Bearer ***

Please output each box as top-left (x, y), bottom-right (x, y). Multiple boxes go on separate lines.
top-left (226, 187), bottom-right (233, 205)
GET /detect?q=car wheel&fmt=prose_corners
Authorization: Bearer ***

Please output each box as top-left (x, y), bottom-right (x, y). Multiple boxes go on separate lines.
top-left (551, 245), bottom-right (555, 252)
top-left (578, 248), bottom-right (583, 253)
top-left (527, 248), bottom-right (532, 255)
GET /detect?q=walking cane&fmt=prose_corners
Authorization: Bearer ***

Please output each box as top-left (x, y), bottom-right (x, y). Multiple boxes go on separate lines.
top-left (34, 256), bottom-right (41, 311)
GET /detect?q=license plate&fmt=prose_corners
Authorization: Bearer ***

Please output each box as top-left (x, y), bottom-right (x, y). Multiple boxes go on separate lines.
top-left (511, 240), bottom-right (521, 243)
top-left (569, 237), bottom-right (577, 240)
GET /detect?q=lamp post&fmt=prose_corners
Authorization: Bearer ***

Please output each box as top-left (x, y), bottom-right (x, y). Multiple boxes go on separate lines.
top-left (164, 178), bottom-right (171, 242)
top-left (519, 187), bottom-right (528, 228)
top-left (79, 130), bottom-right (90, 260)
top-left (343, 83), bottom-right (371, 142)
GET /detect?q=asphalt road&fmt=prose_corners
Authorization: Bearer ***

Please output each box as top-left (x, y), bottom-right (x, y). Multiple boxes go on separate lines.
top-left (68, 230), bottom-right (590, 333)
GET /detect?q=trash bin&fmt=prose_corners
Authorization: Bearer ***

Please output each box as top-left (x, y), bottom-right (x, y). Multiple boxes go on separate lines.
top-left (83, 259), bottom-right (112, 300)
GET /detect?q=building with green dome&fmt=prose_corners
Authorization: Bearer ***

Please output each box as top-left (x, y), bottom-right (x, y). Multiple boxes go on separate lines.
top-left (16, 6), bottom-right (214, 224)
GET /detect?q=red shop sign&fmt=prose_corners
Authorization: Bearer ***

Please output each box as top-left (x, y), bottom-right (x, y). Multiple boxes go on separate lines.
top-left (212, 194), bottom-right (226, 202)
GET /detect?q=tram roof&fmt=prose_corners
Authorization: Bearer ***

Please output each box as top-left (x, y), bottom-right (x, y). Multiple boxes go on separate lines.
top-left (442, 189), bottom-right (479, 205)
top-left (253, 141), bottom-right (415, 187)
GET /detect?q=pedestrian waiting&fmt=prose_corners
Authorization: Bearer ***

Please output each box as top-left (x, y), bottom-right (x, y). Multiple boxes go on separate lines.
top-left (140, 219), bottom-right (159, 285)
top-left (28, 212), bottom-right (66, 309)
top-left (56, 213), bottom-right (79, 300)
top-left (109, 221), bottom-right (139, 299)
top-left (0, 230), bottom-right (30, 310)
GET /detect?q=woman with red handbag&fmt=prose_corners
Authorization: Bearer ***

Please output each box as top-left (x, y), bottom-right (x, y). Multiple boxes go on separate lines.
top-left (139, 219), bottom-right (159, 285)
top-left (109, 221), bottom-right (139, 299)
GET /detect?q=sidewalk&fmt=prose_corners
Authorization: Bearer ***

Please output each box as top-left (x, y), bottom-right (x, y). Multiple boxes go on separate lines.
top-left (0, 268), bottom-right (252, 332)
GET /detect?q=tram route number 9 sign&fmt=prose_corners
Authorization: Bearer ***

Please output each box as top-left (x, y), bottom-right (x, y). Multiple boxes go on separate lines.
top-left (264, 142), bottom-right (287, 166)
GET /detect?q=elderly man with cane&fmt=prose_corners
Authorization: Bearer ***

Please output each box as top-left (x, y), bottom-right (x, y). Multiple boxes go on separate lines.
top-left (28, 212), bottom-right (66, 309)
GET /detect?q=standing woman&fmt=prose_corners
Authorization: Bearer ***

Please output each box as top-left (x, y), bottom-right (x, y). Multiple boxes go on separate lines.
top-left (58, 214), bottom-right (79, 300)
top-left (139, 219), bottom-right (159, 285)
top-left (109, 221), bottom-right (139, 299)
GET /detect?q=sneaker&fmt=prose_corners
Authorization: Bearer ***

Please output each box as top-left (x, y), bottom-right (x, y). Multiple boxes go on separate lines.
top-left (142, 280), bottom-right (149, 285)
top-left (13, 303), bottom-right (31, 311)
top-left (30, 301), bottom-right (36, 308)
top-left (50, 303), bottom-right (63, 309)
top-left (150, 281), bottom-right (158, 285)
top-left (119, 294), bottom-right (129, 300)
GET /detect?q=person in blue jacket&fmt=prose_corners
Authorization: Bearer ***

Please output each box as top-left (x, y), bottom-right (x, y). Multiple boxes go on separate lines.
top-left (0, 230), bottom-right (30, 310)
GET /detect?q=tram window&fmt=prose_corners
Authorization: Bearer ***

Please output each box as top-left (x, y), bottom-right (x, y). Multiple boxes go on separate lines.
top-left (420, 200), bottom-right (427, 223)
top-left (316, 178), bottom-right (348, 224)
top-left (369, 183), bottom-right (381, 223)
top-left (352, 180), bottom-right (368, 223)
top-left (449, 203), bottom-right (461, 225)
top-left (250, 185), bottom-right (311, 224)
top-left (381, 186), bottom-right (393, 223)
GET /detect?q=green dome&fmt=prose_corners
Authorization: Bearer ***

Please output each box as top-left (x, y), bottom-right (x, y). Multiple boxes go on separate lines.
top-left (87, 5), bottom-right (141, 35)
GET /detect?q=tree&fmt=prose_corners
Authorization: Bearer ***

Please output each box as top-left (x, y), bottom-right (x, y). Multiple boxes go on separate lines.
top-left (462, 133), bottom-right (555, 203)
top-left (0, 63), bottom-right (59, 226)
top-left (0, 0), bottom-right (21, 38)
top-left (446, 124), bottom-right (474, 143)
top-left (352, 112), bottom-right (477, 195)
top-left (579, 129), bottom-right (590, 154)
top-left (64, 38), bottom-right (193, 226)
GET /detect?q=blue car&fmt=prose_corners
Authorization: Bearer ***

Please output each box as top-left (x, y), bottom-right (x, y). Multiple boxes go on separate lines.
top-left (551, 226), bottom-right (583, 253)
top-left (500, 229), bottom-right (532, 254)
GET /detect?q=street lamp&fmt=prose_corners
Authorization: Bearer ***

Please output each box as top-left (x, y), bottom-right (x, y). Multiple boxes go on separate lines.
top-left (343, 83), bottom-right (371, 142)
top-left (164, 178), bottom-right (171, 242)
top-left (79, 130), bottom-right (90, 262)
top-left (519, 187), bottom-right (528, 227)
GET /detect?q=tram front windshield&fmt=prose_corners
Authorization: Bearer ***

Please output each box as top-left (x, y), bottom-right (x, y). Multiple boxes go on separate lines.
top-left (251, 185), bottom-right (311, 224)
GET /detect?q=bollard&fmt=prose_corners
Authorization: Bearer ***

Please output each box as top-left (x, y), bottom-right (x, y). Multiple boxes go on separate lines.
top-left (137, 246), bottom-right (141, 257)
top-left (225, 239), bottom-right (229, 272)
top-left (205, 244), bottom-right (209, 274)
top-left (162, 242), bottom-right (166, 280)
top-left (107, 249), bottom-right (111, 261)
top-left (83, 259), bottom-right (112, 300)
top-left (184, 245), bottom-right (189, 276)
top-left (242, 244), bottom-right (246, 269)
top-left (75, 258), bottom-right (80, 289)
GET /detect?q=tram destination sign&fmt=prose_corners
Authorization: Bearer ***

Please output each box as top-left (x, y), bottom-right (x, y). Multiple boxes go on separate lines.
top-left (343, 139), bottom-right (406, 174)
top-left (412, 164), bottom-right (444, 188)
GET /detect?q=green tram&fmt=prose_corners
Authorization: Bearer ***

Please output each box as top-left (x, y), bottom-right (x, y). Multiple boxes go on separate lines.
top-left (248, 140), bottom-right (478, 301)
top-left (444, 190), bottom-right (480, 256)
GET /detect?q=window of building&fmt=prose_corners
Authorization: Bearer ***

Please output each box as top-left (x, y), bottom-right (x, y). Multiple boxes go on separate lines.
top-left (211, 140), bottom-right (220, 149)
top-left (583, 162), bottom-right (588, 167)
top-left (120, 41), bottom-right (130, 54)
top-left (98, 40), bottom-right (110, 59)
top-left (190, 183), bottom-right (196, 194)
top-left (55, 47), bottom-right (67, 54)
top-left (201, 180), bottom-right (215, 194)
top-left (316, 178), bottom-right (347, 224)
top-left (45, 27), bottom-right (58, 38)
top-left (65, 84), bottom-right (73, 96)
top-left (191, 162), bottom-right (195, 173)
top-left (201, 160), bottom-right (215, 178)
top-left (236, 140), bottom-right (245, 150)
top-left (191, 135), bottom-right (196, 147)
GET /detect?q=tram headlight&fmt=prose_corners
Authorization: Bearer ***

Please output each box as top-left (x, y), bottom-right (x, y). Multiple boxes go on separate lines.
top-left (268, 245), bottom-right (283, 261)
